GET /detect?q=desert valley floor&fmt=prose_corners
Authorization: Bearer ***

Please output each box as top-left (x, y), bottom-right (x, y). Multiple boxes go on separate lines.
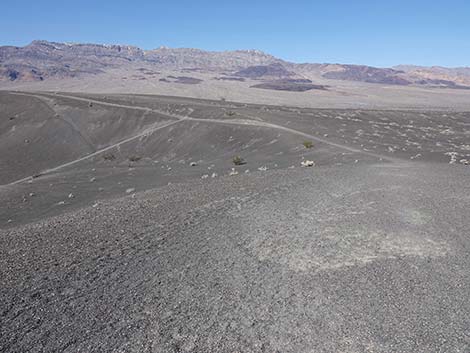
top-left (1, 91), bottom-right (469, 352)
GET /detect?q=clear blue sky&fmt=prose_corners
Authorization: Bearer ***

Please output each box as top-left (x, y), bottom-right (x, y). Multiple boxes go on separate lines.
top-left (2, 0), bottom-right (469, 67)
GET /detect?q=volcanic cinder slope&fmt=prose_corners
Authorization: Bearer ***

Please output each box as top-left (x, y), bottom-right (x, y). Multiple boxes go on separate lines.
top-left (0, 89), bottom-right (469, 352)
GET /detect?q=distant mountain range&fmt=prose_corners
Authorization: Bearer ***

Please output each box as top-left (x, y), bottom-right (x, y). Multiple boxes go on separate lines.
top-left (1, 40), bottom-right (470, 89)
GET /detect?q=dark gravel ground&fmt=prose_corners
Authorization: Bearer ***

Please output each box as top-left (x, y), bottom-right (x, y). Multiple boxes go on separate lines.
top-left (1, 163), bottom-right (470, 352)
top-left (1, 92), bottom-right (470, 352)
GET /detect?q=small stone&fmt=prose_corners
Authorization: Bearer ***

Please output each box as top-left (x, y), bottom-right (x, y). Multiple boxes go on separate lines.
top-left (301, 160), bottom-right (315, 167)
top-left (201, 174), bottom-right (209, 179)
top-left (258, 166), bottom-right (268, 171)
top-left (211, 173), bottom-right (218, 178)
top-left (229, 168), bottom-right (238, 176)
top-left (58, 201), bottom-right (66, 205)
top-left (126, 188), bottom-right (135, 194)
top-left (189, 162), bottom-right (197, 167)
top-left (90, 177), bottom-right (96, 182)
top-left (68, 193), bottom-right (75, 199)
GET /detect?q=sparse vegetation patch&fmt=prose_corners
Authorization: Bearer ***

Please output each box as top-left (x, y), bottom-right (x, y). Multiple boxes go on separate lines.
top-left (128, 155), bottom-right (142, 162)
top-left (303, 141), bottom-right (314, 149)
top-left (232, 156), bottom-right (245, 166)
top-left (103, 153), bottom-right (116, 161)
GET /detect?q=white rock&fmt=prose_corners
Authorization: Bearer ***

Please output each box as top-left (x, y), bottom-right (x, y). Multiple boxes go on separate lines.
top-left (189, 162), bottom-right (197, 166)
top-left (258, 166), bottom-right (268, 171)
top-left (126, 188), bottom-right (135, 194)
top-left (201, 174), bottom-right (209, 179)
top-left (68, 193), bottom-right (75, 199)
top-left (301, 160), bottom-right (315, 167)
top-left (229, 168), bottom-right (238, 176)
top-left (211, 173), bottom-right (218, 178)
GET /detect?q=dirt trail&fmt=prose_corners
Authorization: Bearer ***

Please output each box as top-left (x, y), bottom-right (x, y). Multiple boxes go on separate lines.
top-left (1, 92), bottom-right (402, 188)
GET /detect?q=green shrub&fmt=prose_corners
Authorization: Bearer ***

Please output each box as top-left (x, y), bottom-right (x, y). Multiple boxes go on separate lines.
top-left (303, 141), bottom-right (314, 149)
top-left (232, 156), bottom-right (245, 165)
top-left (103, 153), bottom-right (116, 161)
top-left (128, 155), bottom-right (142, 162)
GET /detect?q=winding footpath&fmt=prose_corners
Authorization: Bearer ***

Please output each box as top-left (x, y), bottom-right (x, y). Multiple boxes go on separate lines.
top-left (2, 92), bottom-right (401, 188)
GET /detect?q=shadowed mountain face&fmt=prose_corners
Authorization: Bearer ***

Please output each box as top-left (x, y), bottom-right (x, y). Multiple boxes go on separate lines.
top-left (1, 40), bottom-right (470, 89)
top-left (322, 65), bottom-right (411, 85)
top-left (233, 63), bottom-right (294, 78)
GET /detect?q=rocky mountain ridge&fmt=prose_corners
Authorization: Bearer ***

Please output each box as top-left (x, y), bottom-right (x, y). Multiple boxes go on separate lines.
top-left (1, 40), bottom-right (469, 89)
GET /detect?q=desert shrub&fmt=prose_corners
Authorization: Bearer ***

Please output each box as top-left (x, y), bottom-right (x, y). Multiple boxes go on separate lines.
top-left (226, 110), bottom-right (236, 116)
top-left (128, 155), bottom-right (142, 162)
top-left (232, 156), bottom-right (245, 165)
top-left (303, 141), bottom-right (314, 149)
top-left (103, 153), bottom-right (116, 161)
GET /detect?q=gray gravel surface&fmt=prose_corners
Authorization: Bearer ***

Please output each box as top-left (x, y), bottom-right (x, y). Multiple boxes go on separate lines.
top-left (1, 163), bottom-right (470, 352)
